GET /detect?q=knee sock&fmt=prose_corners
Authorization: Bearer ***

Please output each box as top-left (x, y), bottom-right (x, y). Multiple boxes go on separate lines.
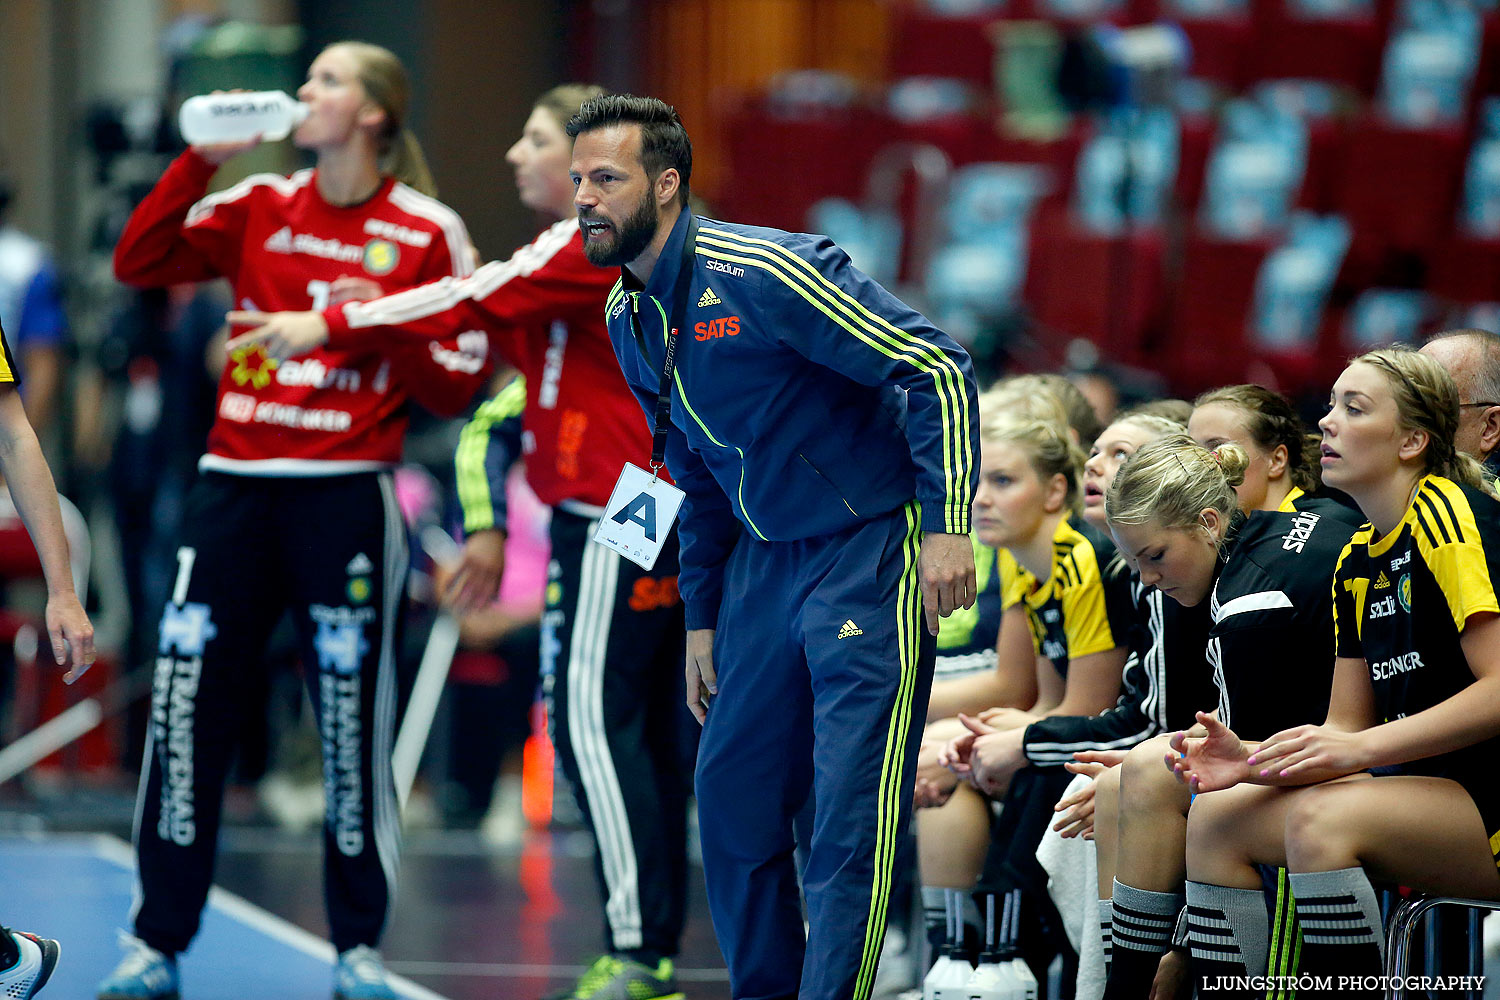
top-left (1104, 879), bottom-right (1183, 1000)
top-left (1097, 896), bottom-right (1113, 978)
top-left (1288, 868), bottom-right (1384, 994)
top-left (921, 886), bottom-right (947, 955)
top-left (1185, 880), bottom-right (1270, 1000)
top-left (920, 887), bottom-right (979, 959)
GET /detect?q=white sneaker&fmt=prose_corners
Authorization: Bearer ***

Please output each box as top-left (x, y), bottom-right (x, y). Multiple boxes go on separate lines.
top-left (96, 932), bottom-right (178, 1000)
top-left (333, 945), bottom-right (397, 1000)
top-left (0, 930), bottom-right (59, 999)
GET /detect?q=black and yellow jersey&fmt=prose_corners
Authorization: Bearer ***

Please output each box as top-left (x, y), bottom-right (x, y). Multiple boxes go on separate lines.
top-left (934, 535), bottom-right (1005, 679)
top-left (1280, 484), bottom-right (1363, 519)
top-left (1209, 499), bottom-right (1364, 735)
top-left (1333, 474), bottom-right (1500, 829)
top-left (1000, 514), bottom-right (1134, 678)
top-left (0, 321), bottom-right (16, 384)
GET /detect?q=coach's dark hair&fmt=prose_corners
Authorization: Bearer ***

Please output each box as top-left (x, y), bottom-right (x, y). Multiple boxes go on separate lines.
top-left (566, 94), bottom-right (692, 206)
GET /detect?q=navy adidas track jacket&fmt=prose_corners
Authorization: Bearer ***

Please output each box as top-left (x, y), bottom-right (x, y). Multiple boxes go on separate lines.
top-left (605, 209), bottom-right (980, 631)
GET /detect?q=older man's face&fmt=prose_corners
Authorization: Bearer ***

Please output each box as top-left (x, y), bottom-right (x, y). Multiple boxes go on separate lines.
top-left (1420, 338), bottom-right (1491, 460)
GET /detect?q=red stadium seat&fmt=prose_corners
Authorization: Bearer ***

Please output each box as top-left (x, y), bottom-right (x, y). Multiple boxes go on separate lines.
top-left (1174, 112), bottom-right (1217, 214)
top-left (1166, 10), bottom-right (1256, 88)
top-left (1248, 2), bottom-right (1386, 95)
top-left (888, 6), bottom-right (1002, 87)
top-left (1294, 115), bottom-right (1351, 214)
top-left (719, 100), bottom-right (888, 233)
top-left (892, 111), bottom-right (1004, 169)
top-left (1427, 235), bottom-right (1500, 306)
top-left (1333, 115), bottom-right (1468, 284)
top-left (1164, 228), bottom-right (1276, 393)
top-left (1024, 207), bottom-right (1166, 365)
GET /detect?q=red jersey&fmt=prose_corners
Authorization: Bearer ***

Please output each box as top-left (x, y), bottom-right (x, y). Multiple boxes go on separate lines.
top-left (324, 218), bottom-right (656, 511)
top-left (113, 150), bottom-right (490, 475)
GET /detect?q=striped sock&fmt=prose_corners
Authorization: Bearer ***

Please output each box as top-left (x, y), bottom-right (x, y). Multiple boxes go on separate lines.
top-left (1185, 880), bottom-right (1270, 1000)
top-left (1098, 896), bottom-right (1114, 978)
top-left (1104, 880), bottom-right (1182, 1000)
top-left (1288, 868), bottom-right (1384, 996)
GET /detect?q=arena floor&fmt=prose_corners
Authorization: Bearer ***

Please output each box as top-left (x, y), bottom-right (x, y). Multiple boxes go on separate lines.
top-left (0, 827), bottom-right (732, 1000)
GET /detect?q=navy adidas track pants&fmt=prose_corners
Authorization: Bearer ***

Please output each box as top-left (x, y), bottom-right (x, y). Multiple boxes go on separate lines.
top-left (696, 501), bottom-right (934, 1000)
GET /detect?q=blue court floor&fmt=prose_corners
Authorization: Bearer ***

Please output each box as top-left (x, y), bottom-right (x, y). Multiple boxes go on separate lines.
top-left (0, 828), bottom-right (731, 1000)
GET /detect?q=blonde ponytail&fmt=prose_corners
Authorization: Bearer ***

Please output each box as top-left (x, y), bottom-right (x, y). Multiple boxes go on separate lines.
top-left (384, 128), bottom-right (436, 197)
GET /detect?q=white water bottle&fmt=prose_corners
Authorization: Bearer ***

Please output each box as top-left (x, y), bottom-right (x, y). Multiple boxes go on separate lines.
top-left (178, 91), bottom-right (309, 145)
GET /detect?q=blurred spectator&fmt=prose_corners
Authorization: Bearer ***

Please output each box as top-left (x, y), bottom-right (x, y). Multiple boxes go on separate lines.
top-left (430, 462), bottom-right (547, 837)
top-left (0, 156), bottom-right (67, 442)
top-left (1068, 369), bottom-right (1121, 427)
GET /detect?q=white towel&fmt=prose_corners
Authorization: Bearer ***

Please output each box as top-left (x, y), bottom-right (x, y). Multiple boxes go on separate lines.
top-left (1037, 771), bottom-right (1105, 1000)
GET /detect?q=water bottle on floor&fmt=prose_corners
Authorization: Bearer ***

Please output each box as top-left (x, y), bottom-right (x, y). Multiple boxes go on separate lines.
top-left (930, 891), bottom-right (976, 1000)
top-left (1004, 891), bottom-right (1038, 1000)
top-left (965, 893), bottom-right (1020, 999)
top-left (179, 91), bottom-right (309, 145)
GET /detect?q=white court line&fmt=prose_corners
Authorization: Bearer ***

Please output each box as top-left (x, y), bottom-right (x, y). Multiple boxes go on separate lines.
top-left (386, 960), bottom-right (730, 982)
top-left (90, 834), bottom-right (451, 1000)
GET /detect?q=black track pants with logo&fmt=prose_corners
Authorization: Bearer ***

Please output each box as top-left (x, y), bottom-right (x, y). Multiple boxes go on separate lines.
top-left (544, 509), bottom-right (693, 958)
top-left (132, 471), bottom-right (407, 956)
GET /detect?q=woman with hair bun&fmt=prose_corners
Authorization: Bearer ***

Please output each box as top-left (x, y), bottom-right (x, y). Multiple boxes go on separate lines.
top-left (1084, 428), bottom-right (1362, 1000)
top-left (1173, 348), bottom-right (1500, 998)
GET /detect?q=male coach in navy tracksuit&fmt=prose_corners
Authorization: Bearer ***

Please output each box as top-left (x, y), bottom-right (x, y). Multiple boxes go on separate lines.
top-left (567, 95), bottom-right (980, 1000)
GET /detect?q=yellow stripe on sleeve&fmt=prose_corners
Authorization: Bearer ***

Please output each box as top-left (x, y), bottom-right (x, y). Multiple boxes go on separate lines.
top-left (697, 228), bottom-right (973, 532)
top-left (455, 377), bottom-right (527, 533)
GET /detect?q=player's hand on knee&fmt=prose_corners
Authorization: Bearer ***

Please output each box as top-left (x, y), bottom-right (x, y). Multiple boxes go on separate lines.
top-left (915, 739), bottom-right (960, 808)
top-left (919, 531), bottom-right (977, 636)
top-left (939, 713), bottom-right (992, 772)
top-left (1167, 711), bottom-right (1251, 793)
top-left (1052, 778), bottom-right (1098, 839)
top-left (1247, 723), bottom-right (1367, 782)
top-left (686, 628), bottom-right (717, 725)
top-left (1071, 748), bottom-right (1128, 769)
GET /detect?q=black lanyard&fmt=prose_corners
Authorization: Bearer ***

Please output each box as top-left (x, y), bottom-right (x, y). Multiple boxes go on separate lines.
top-left (630, 215), bottom-right (699, 479)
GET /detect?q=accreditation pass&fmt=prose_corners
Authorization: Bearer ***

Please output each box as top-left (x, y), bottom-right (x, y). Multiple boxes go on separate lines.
top-left (593, 463), bottom-right (685, 570)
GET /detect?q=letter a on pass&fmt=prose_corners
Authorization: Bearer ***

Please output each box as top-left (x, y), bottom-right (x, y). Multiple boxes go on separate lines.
top-left (595, 463), bottom-right (685, 570)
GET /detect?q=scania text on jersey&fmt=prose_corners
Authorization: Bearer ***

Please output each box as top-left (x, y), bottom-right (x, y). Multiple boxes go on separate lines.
top-left (1370, 650), bottom-right (1424, 681)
